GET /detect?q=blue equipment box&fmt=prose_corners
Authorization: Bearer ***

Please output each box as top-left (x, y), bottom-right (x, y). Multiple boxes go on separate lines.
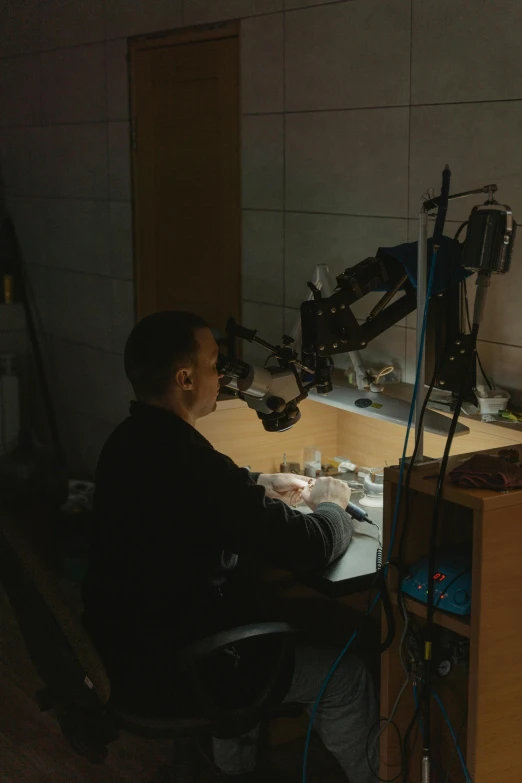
top-left (401, 551), bottom-right (472, 616)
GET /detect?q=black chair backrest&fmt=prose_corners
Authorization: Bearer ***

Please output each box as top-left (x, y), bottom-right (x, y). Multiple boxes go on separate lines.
top-left (0, 509), bottom-right (111, 711)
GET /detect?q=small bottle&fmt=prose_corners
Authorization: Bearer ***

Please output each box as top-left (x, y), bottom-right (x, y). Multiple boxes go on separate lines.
top-left (3, 274), bottom-right (13, 304)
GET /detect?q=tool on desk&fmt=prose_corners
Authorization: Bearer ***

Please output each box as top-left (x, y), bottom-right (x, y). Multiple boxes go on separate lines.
top-left (346, 500), bottom-right (372, 524)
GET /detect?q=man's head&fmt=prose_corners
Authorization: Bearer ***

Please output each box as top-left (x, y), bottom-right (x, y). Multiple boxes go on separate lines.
top-left (124, 311), bottom-right (222, 423)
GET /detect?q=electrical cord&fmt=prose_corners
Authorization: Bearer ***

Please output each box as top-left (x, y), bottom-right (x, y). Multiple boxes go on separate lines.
top-left (422, 323), bottom-right (479, 770)
top-left (443, 713), bottom-right (468, 783)
top-left (401, 679), bottom-right (426, 782)
top-left (454, 219), bottom-right (493, 390)
top-left (372, 591), bottom-right (411, 741)
top-left (397, 270), bottom-right (450, 567)
top-left (433, 691), bottom-right (472, 783)
top-left (362, 566), bottom-right (413, 782)
top-left (463, 280), bottom-right (493, 390)
top-left (397, 259), bottom-right (469, 779)
top-left (366, 717), bottom-right (404, 782)
top-left (413, 682), bottom-right (472, 783)
top-left (302, 248), bottom-right (437, 783)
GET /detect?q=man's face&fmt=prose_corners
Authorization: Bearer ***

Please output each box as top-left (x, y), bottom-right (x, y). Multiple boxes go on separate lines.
top-left (191, 328), bottom-right (223, 419)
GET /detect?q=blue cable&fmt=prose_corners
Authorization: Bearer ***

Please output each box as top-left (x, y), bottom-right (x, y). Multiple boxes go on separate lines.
top-left (412, 681), bottom-right (471, 782)
top-left (301, 250), bottom-right (438, 783)
top-left (433, 690), bottom-right (472, 783)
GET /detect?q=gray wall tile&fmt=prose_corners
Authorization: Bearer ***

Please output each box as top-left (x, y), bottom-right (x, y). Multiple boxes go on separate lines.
top-left (105, 0), bottom-right (183, 38)
top-left (284, 212), bottom-right (408, 309)
top-left (41, 44), bottom-right (106, 124)
top-left (109, 201), bottom-right (134, 279)
top-left (108, 121), bottom-right (132, 201)
top-left (57, 405), bottom-right (117, 477)
top-left (41, 0), bottom-right (105, 48)
top-left (45, 199), bottom-right (111, 275)
top-left (242, 114), bottom-right (284, 209)
top-left (0, 54), bottom-right (42, 126)
top-left (242, 210), bottom-right (284, 305)
top-left (7, 197), bottom-right (49, 267)
top-left (41, 124), bottom-right (109, 198)
top-left (25, 264), bottom-right (53, 333)
top-left (0, 302), bottom-right (26, 332)
top-left (49, 337), bottom-right (128, 422)
top-left (285, 0), bottom-right (343, 8)
top-left (412, 0), bottom-right (522, 105)
top-left (111, 278), bottom-right (135, 353)
top-left (285, 0), bottom-right (410, 111)
top-left (475, 340), bottom-right (522, 405)
top-left (409, 102), bottom-right (522, 221)
top-left (47, 269), bottom-right (113, 351)
top-left (241, 300), bottom-right (285, 365)
top-left (2, 127), bottom-right (46, 196)
top-left (286, 108), bottom-right (409, 217)
top-left (106, 39), bottom-right (130, 122)
top-left (0, 0), bottom-right (41, 57)
top-left (241, 14), bottom-right (284, 114)
top-left (473, 247), bottom-right (522, 348)
top-left (185, 0), bottom-right (283, 25)
top-left (0, 328), bottom-right (29, 356)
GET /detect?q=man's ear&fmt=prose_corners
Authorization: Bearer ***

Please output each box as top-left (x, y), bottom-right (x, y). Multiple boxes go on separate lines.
top-left (174, 366), bottom-right (194, 391)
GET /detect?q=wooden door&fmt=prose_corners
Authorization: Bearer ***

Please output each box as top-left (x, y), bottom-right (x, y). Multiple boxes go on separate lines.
top-left (130, 25), bottom-right (240, 332)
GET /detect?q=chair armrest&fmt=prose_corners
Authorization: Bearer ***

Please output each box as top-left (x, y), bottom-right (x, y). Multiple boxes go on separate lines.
top-left (177, 622), bottom-right (295, 667)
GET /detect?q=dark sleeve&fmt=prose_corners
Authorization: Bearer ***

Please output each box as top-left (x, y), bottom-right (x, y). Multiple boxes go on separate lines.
top-left (202, 451), bottom-right (353, 573)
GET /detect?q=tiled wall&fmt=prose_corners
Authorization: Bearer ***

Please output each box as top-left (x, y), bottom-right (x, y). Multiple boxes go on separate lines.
top-left (1, 0), bottom-right (522, 474)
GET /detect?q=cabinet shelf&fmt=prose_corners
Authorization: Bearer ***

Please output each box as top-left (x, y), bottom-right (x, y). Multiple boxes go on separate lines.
top-left (390, 591), bottom-right (471, 638)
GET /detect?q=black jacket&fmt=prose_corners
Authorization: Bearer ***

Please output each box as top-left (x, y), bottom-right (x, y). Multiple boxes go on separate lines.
top-left (82, 401), bottom-right (353, 713)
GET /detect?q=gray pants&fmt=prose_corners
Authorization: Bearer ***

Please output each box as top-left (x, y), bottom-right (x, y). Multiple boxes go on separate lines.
top-left (213, 641), bottom-right (379, 782)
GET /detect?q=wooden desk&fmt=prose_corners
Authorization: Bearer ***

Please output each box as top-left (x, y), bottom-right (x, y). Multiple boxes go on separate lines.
top-left (381, 444), bottom-right (522, 782)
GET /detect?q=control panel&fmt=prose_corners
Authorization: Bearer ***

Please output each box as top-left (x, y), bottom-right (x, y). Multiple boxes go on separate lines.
top-left (401, 550), bottom-right (472, 616)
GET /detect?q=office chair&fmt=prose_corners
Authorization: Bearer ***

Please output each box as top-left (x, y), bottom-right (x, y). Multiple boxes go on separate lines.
top-left (0, 510), bottom-right (299, 782)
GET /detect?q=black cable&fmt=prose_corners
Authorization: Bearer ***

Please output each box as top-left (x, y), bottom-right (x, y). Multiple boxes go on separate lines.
top-left (379, 569), bottom-right (396, 654)
top-left (455, 221), bottom-right (492, 390)
top-left (366, 717), bottom-right (404, 782)
top-left (422, 323), bottom-right (479, 766)
top-left (398, 268), bottom-right (466, 777)
top-left (401, 679), bottom-right (426, 782)
top-left (454, 221), bottom-right (469, 242)
top-left (463, 280), bottom-right (493, 390)
top-left (397, 276), bottom-right (450, 567)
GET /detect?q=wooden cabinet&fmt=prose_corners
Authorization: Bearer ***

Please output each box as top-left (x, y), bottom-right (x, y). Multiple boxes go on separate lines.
top-left (381, 445), bottom-right (522, 782)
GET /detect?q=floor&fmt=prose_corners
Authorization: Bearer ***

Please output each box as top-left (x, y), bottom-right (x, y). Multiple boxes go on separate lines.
top-left (0, 583), bottom-right (346, 783)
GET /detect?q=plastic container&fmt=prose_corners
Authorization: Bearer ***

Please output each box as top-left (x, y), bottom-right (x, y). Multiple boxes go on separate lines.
top-left (359, 468), bottom-right (384, 530)
top-left (475, 385), bottom-right (510, 415)
top-left (303, 446), bottom-right (321, 478)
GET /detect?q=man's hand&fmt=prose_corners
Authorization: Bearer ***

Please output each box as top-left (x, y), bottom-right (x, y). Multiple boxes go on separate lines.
top-left (257, 473), bottom-right (310, 506)
top-left (303, 477), bottom-right (351, 511)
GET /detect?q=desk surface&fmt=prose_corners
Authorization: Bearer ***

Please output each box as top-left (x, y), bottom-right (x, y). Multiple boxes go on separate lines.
top-left (295, 501), bottom-right (381, 598)
top-left (385, 442), bottom-right (522, 511)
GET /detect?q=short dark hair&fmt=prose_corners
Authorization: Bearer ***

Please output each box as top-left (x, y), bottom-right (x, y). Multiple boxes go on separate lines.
top-left (124, 311), bottom-right (208, 400)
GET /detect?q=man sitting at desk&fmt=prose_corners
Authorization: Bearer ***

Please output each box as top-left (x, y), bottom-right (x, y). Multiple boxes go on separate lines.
top-left (83, 311), bottom-right (378, 782)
